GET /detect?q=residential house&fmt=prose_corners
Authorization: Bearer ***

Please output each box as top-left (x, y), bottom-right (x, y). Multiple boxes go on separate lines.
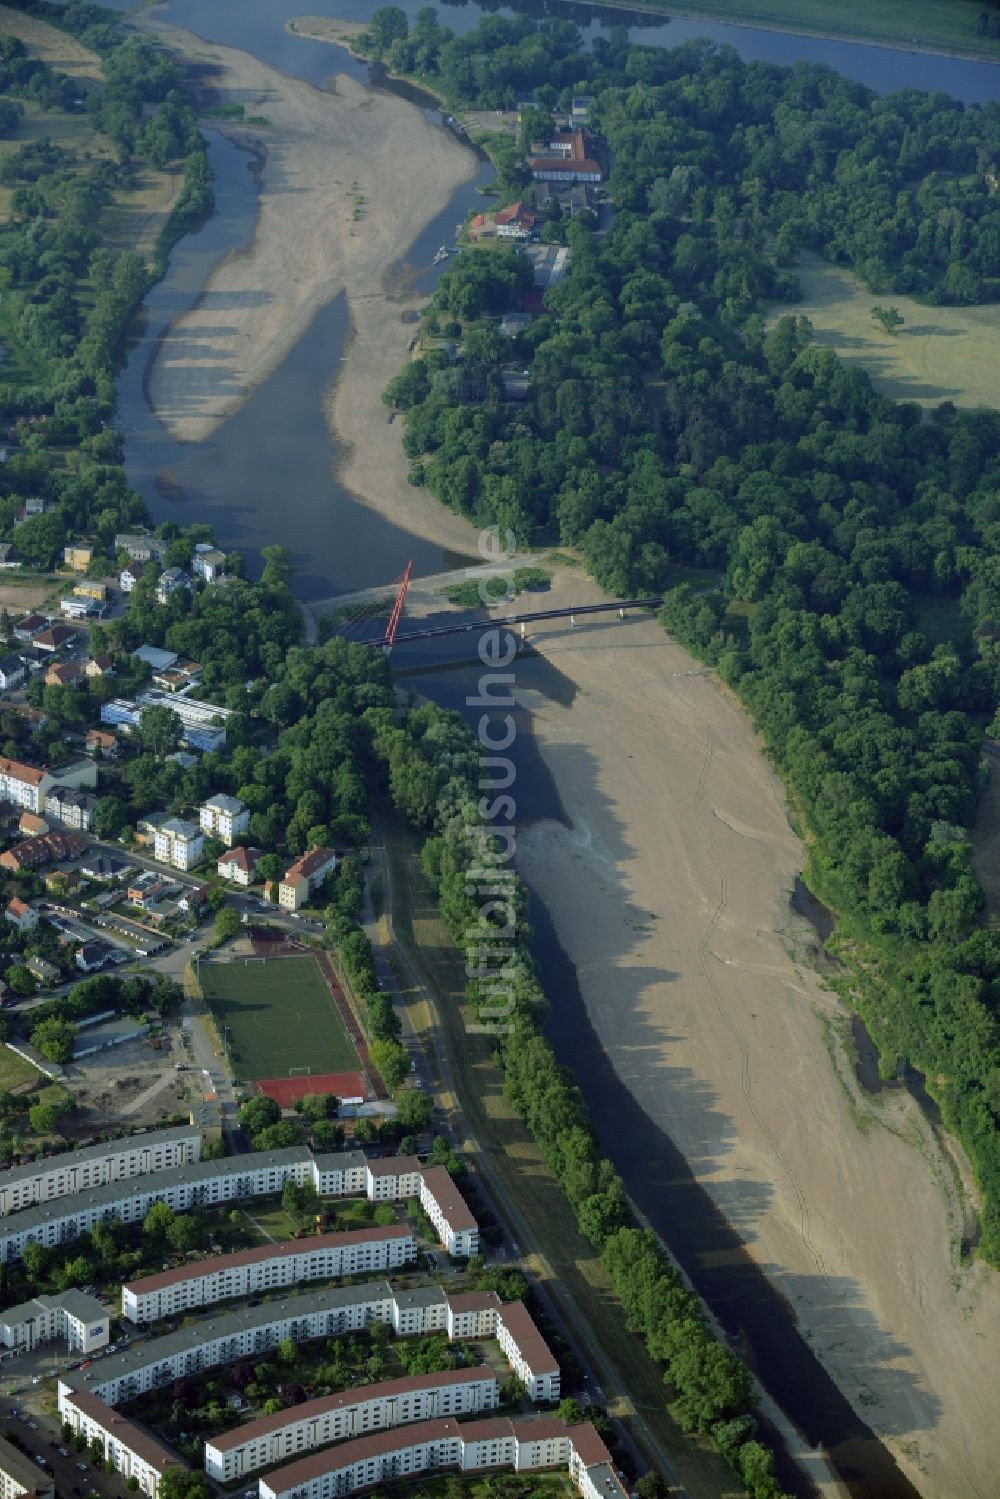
top-left (63, 543), bottom-right (94, 571)
top-left (43, 867), bottom-right (82, 895)
top-left (199, 794), bottom-right (249, 846)
top-left (155, 568), bottom-right (190, 605)
top-left (25, 954), bottom-right (59, 986)
top-left (72, 581), bottom-right (106, 604)
top-left (0, 830), bottom-right (86, 872)
top-left (44, 787), bottom-right (96, 832)
top-left (177, 885), bottom-right (208, 915)
top-left (60, 596), bottom-right (94, 622)
top-left (499, 313), bottom-right (533, 338)
top-left (153, 818), bottom-right (204, 872)
top-left (85, 656), bottom-right (114, 679)
top-left (33, 625), bottom-right (76, 654)
top-left (12, 614), bottom-right (46, 642)
top-left (494, 202), bottom-right (537, 240)
top-left (44, 661), bottom-right (82, 688)
top-left (127, 872), bottom-right (172, 909)
top-left (0, 656), bottom-right (25, 691)
top-left (0, 702), bottom-right (45, 730)
top-left (79, 854), bottom-right (131, 883)
top-left (18, 813), bottom-right (47, 837)
top-left (277, 847), bottom-right (337, 911)
top-left (217, 846), bottom-right (262, 886)
top-left (192, 545), bottom-right (227, 583)
top-left (0, 545), bottom-right (22, 570)
top-left (114, 533), bottom-right (167, 564)
top-left (119, 562), bottom-right (147, 595)
top-left (4, 898), bottom-right (37, 933)
top-left (15, 495), bottom-right (46, 520)
top-left (570, 96), bottom-right (591, 123)
top-left (76, 940), bottom-right (114, 973)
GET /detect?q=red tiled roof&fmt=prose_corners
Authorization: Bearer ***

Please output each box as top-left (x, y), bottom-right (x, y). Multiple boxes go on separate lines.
top-left (63, 1389), bottom-right (183, 1476)
top-left (124, 1225), bottom-right (412, 1297)
top-left (446, 1291), bottom-right (501, 1315)
top-left (567, 1421), bottom-right (616, 1469)
top-left (5, 897), bottom-right (30, 918)
top-left (284, 846), bottom-right (336, 882)
top-left (367, 1154), bottom-right (421, 1178)
top-left (218, 846), bottom-right (261, 872)
top-left (0, 757), bottom-right (45, 785)
top-left (495, 201), bottom-right (535, 227)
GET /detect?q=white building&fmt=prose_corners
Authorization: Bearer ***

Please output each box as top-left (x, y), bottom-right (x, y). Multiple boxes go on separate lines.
top-left (153, 818), bottom-right (204, 871)
top-left (0, 757), bottom-right (49, 814)
top-left (122, 1225), bottom-right (416, 1324)
top-left (0, 1127), bottom-right (201, 1217)
top-left (4, 898), bottom-right (37, 933)
top-left (365, 1156), bottom-right (422, 1203)
top-left (418, 1165), bottom-right (479, 1257)
top-left (119, 562), bottom-right (146, 594)
top-left (216, 845), bottom-right (262, 886)
top-left (0, 1434), bottom-right (54, 1499)
top-left (256, 1417), bottom-right (625, 1499)
top-left (43, 786), bottom-right (96, 831)
top-left (311, 1150), bottom-right (368, 1197)
top-left (0, 657), bottom-right (25, 691)
top-left (155, 567), bottom-right (191, 605)
top-left (204, 1369), bottom-right (499, 1483)
top-left (0, 1290), bottom-right (108, 1355)
top-left (114, 533), bottom-right (166, 564)
top-left (495, 1300), bottom-right (561, 1401)
top-left (192, 544), bottom-right (227, 583)
top-left (199, 793), bottom-right (249, 846)
top-left (0, 1146), bottom-right (310, 1263)
top-left (59, 1388), bottom-right (183, 1498)
top-left (277, 847), bottom-right (338, 911)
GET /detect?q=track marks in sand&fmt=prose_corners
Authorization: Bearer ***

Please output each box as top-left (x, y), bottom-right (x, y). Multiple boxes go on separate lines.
top-left (694, 726), bottom-right (827, 1279)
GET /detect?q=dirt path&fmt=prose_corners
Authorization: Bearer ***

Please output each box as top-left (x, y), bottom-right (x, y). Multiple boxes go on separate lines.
top-left (134, 15), bottom-right (480, 560)
top-left (508, 572), bottom-right (1000, 1499)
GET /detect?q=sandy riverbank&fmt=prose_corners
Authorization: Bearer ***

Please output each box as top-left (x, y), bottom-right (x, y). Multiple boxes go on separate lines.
top-left (490, 570), bottom-right (1000, 1499)
top-left (133, 15), bottom-right (480, 559)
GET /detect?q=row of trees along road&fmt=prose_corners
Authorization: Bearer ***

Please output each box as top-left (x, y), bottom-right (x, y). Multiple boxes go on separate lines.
top-left (383, 11), bottom-right (1000, 1269)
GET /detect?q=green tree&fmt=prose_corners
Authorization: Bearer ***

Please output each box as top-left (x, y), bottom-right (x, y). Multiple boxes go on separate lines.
top-left (395, 1089), bottom-right (433, 1132)
top-left (30, 1017), bottom-right (74, 1063)
top-left (28, 1101), bottom-right (60, 1135)
top-left (214, 904), bottom-right (242, 942)
top-left (143, 1200), bottom-right (175, 1238)
top-left (138, 703), bottom-right (184, 759)
top-left (6, 965), bottom-right (35, 997)
top-left (870, 305), bottom-right (904, 335)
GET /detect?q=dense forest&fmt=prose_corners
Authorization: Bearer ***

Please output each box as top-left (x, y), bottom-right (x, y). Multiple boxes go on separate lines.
top-left (380, 10), bottom-right (1000, 1268)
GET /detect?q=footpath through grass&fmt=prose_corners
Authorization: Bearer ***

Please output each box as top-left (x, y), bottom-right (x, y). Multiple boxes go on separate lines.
top-left (199, 954), bottom-right (362, 1081)
top-left (605, 0), bottom-right (1000, 58)
top-left (381, 814), bottom-right (735, 1499)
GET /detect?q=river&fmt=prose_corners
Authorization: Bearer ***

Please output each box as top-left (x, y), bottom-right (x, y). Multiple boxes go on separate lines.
top-left (112, 4), bottom-right (1000, 1496)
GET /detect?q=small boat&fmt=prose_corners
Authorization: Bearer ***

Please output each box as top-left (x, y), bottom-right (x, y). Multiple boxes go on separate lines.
top-left (432, 243), bottom-right (449, 264)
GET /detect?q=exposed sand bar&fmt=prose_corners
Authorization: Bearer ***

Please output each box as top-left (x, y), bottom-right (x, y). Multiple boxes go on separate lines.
top-left (133, 14), bottom-right (480, 557)
top-left (509, 571), bottom-right (1000, 1499)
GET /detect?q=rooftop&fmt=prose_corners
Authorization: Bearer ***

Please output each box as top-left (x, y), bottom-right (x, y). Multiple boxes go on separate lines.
top-left (63, 1280), bottom-right (394, 1396)
top-left (0, 1431), bottom-right (54, 1490)
top-left (63, 1389), bottom-right (182, 1476)
top-left (367, 1154), bottom-right (421, 1178)
top-left (210, 1367), bottom-right (492, 1452)
top-left (203, 793), bottom-right (245, 815)
top-left (498, 1300), bottom-right (558, 1374)
top-left (0, 1288), bottom-right (106, 1329)
top-left (0, 1145), bottom-right (308, 1240)
top-left (419, 1164), bottom-right (478, 1232)
top-left (124, 1224), bottom-right (412, 1296)
top-left (0, 1127), bottom-right (199, 1190)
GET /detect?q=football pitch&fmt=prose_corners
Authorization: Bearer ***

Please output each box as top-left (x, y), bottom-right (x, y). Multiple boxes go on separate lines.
top-left (199, 955), bottom-right (362, 1081)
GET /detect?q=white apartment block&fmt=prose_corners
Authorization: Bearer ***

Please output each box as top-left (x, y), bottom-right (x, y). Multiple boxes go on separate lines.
top-left (60, 1388), bottom-right (183, 1498)
top-left (61, 1285), bottom-right (558, 1423)
top-left (495, 1299), bottom-right (561, 1401)
top-left (256, 1417), bottom-right (626, 1499)
top-left (0, 1147), bottom-right (312, 1264)
top-left (418, 1165), bottom-right (479, 1257)
top-left (393, 1290), bottom-right (559, 1402)
top-left (199, 793), bottom-right (249, 846)
top-left (204, 1369), bottom-right (499, 1483)
top-left (0, 1290), bottom-right (108, 1355)
top-left (0, 1128), bottom-right (201, 1217)
top-left (0, 757), bottom-right (48, 813)
top-left (312, 1150), bottom-right (367, 1197)
top-left (122, 1225), bottom-right (416, 1323)
top-left (153, 818), bottom-right (204, 871)
top-left (365, 1156), bottom-right (422, 1202)
top-left (0, 1435), bottom-right (53, 1499)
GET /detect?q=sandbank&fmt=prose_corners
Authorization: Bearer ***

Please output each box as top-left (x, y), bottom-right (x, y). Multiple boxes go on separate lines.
top-left (133, 15), bottom-right (480, 559)
top-left (508, 571), bottom-right (1000, 1499)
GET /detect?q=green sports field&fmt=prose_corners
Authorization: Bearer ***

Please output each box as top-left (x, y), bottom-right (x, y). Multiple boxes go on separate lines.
top-left (199, 955), bottom-right (361, 1081)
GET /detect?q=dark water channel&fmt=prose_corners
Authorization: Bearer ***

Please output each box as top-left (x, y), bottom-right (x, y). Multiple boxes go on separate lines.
top-left (107, 4), bottom-right (1000, 1494)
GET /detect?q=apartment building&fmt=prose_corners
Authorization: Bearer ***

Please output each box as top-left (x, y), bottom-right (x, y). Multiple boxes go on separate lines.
top-left (192, 544), bottom-right (227, 582)
top-left (311, 1150), bottom-right (367, 1197)
top-left (0, 1128), bottom-right (201, 1217)
top-left (390, 1289), bottom-right (559, 1402)
top-left (59, 1388), bottom-right (183, 1498)
top-left (0, 757), bottom-right (48, 813)
top-left (365, 1156), bottom-right (422, 1203)
top-left (277, 847), bottom-right (337, 911)
top-left (0, 1290), bottom-right (108, 1354)
top-left (216, 845), bottom-right (262, 885)
top-left (495, 1299), bottom-right (561, 1401)
top-left (122, 1225), bottom-right (416, 1323)
top-left (59, 1284), bottom-right (397, 1409)
top-left (204, 1369), bottom-right (499, 1483)
top-left (418, 1165), bottom-right (479, 1257)
top-left (153, 818), bottom-right (204, 871)
top-left (0, 1435), bottom-right (53, 1499)
top-left (63, 1283), bottom-right (558, 1419)
top-left (43, 786), bottom-right (96, 831)
top-left (0, 1147), bottom-right (310, 1263)
top-left (256, 1417), bottom-right (626, 1499)
top-left (199, 794), bottom-right (249, 846)
top-left (114, 533), bottom-right (167, 564)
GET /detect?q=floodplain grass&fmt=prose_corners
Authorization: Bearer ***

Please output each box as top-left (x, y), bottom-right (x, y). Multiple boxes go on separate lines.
top-left (199, 954), bottom-right (363, 1082)
top-left (770, 253), bottom-right (1000, 413)
top-left (617, 0), bottom-right (1000, 59)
